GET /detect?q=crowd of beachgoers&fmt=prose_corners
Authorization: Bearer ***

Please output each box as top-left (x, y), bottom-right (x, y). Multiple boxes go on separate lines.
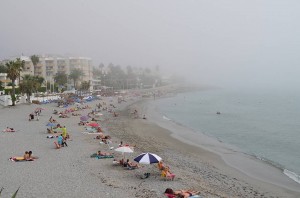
top-left (1, 86), bottom-right (300, 197)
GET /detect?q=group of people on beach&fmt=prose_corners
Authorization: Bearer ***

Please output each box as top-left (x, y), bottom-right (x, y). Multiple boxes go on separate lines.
top-left (87, 97), bottom-right (201, 197)
top-left (28, 108), bottom-right (42, 121)
top-left (158, 161), bottom-right (176, 181)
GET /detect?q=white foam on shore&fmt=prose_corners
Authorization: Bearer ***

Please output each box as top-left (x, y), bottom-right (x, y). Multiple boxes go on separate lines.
top-left (162, 115), bottom-right (171, 121)
top-left (284, 169), bottom-right (300, 184)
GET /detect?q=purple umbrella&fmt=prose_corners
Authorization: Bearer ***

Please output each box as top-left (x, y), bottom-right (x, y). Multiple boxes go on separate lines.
top-left (80, 115), bottom-right (89, 121)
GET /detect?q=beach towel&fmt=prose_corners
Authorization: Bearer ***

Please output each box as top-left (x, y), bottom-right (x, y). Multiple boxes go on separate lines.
top-left (47, 135), bottom-right (59, 138)
top-left (96, 155), bottom-right (114, 159)
top-left (2, 129), bottom-right (16, 132)
top-left (9, 157), bottom-right (34, 162)
top-left (82, 132), bottom-right (101, 134)
top-left (165, 193), bottom-right (201, 198)
top-left (90, 153), bottom-right (98, 158)
top-left (190, 195), bottom-right (201, 198)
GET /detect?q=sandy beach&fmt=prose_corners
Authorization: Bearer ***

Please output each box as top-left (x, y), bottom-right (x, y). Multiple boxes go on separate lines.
top-left (1, 90), bottom-right (300, 198)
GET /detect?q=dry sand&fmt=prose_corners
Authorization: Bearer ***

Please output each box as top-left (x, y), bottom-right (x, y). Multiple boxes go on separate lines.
top-left (0, 92), bottom-right (300, 198)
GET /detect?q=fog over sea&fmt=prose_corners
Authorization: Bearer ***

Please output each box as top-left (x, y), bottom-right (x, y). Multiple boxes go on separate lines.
top-left (155, 88), bottom-right (300, 184)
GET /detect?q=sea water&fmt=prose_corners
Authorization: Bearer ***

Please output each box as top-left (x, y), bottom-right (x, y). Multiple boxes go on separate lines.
top-left (155, 88), bottom-right (300, 184)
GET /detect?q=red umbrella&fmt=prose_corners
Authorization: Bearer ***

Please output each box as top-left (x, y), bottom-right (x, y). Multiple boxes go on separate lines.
top-left (87, 122), bottom-right (99, 127)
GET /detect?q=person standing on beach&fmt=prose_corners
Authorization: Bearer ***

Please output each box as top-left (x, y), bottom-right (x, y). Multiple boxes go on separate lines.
top-left (58, 135), bottom-right (63, 147)
top-left (62, 126), bottom-right (67, 139)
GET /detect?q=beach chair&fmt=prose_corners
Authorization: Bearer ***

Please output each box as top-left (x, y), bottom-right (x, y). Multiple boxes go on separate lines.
top-left (161, 171), bottom-right (175, 181)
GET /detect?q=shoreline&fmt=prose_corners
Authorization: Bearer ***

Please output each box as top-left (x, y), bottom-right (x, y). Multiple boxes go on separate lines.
top-left (1, 87), bottom-right (300, 197)
top-left (138, 97), bottom-right (300, 193)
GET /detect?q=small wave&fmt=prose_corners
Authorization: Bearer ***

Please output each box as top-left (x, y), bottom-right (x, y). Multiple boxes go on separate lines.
top-left (283, 169), bottom-right (300, 184)
top-left (163, 115), bottom-right (171, 121)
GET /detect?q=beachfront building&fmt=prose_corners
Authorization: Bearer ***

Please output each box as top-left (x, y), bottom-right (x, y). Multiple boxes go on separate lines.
top-left (3, 55), bottom-right (94, 91)
top-left (69, 57), bottom-right (92, 85)
top-left (90, 78), bottom-right (102, 91)
top-left (0, 56), bottom-right (34, 86)
top-left (0, 73), bottom-right (9, 90)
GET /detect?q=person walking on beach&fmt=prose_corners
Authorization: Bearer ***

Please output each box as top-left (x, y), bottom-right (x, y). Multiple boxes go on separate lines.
top-left (62, 126), bottom-right (67, 139)
top-left (62, 137), bottom-right (68, 147)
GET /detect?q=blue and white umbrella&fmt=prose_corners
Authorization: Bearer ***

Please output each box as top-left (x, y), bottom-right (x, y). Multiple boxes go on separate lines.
top-left (134, 152), bottom-right (162, 164)
top-left (46, 122), bottom-right (57, 127)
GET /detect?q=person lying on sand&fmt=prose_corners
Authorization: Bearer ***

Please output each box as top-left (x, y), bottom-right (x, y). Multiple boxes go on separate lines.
top-left (24, 151), bottom-right (30, 160)
top-left (123, 159), bottom-right (141, 169)
top-left (28, 151), bottom-right (38, 160)
top-left (3, 127), bottom-right (15, 132)
top-left (164, 188), bottom-right (200, 198)
top-left (97, 150), bottom-right (112, 156)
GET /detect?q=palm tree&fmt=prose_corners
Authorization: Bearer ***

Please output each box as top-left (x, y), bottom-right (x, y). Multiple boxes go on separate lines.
top-left (69, 68), bottom-right (84, 90)
top-left (5, 59), bottom-right (24, 106)
top-left (0, 63), bottom-right (7, 73)
top-left (19, 74), bottom-right (41, 103)
top-left (54, 72), bottom-right (68, 89)
top-left (30, 55), bottom-right (39, 75)
top-left (0, 81), bottom-right (3, 91)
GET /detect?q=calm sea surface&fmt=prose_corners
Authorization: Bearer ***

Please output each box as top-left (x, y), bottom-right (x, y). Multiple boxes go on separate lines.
top-left (156, 88), bottom-right (300, 184)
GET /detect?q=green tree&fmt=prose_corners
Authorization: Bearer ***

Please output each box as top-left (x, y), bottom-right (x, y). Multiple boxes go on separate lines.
top-left (0, 81), bottom-right (3, 90)
top-left (5, 59), bottom-right (24, 106)
top-left (69, 68), bottom-right (84, 90)
top-left (34, 76), bottom-right (44, 85)
top-left (54, 72), bottom-right (68, 88)
top-left (19, 74), bottom-right (41, 103)
top-left (0, 63), bottom-right (7, 73)
top-left (92, 67), bottom-right (102, 79)
top-left (30, 55), bottom-right (39, 75)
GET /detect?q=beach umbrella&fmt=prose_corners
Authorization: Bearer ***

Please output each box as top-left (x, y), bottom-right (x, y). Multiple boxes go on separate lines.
top-left (80, 115), bottom-right (89, 121)
top-left (115, 146), bottom-right (134, 159)
top-left (46, 122), bottom-right (57, 127)
top-left (115, 146), bottom-right (134, 153)
top-left (87, 122), bottom-right (99, 127)
top-left (36, 107), bottom-right (46, 111)
top-left (134, 152), bottom-right (162, 164)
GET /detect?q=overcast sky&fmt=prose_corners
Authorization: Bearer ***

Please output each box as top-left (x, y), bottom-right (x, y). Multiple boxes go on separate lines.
top-left (1, 0), bottom-right (300, 89)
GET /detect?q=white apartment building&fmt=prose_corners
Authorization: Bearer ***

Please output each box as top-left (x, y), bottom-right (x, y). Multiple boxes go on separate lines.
top-left (36, 55), bottom-right (93, 90)
top-left (1, 55), bottom-right (93, 91)
top-left (0, 56), bottom-right (34, 86)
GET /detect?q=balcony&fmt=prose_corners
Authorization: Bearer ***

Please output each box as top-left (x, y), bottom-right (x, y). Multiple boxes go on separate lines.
top-left (46, 66), bottom-right (54, 70)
